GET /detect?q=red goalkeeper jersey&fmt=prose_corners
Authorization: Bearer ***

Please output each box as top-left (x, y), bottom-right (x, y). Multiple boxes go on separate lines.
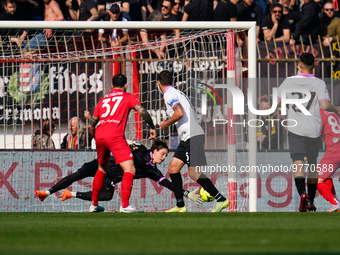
top-left (320, 108), bottom-right (340, 151)
top-left (93, 89), bottom-right (141, 140)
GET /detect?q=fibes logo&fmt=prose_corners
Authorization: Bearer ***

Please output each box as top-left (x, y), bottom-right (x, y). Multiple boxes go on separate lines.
top-left (198, 82), bottom-right (314, 128)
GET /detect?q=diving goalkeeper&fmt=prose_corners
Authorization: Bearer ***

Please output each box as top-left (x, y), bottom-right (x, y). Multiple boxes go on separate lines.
top-left (35, 139), bottom-right (203, 209)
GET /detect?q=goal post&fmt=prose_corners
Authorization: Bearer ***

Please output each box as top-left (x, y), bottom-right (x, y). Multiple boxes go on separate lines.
top-left (0, 21), bottom-right (257, 212)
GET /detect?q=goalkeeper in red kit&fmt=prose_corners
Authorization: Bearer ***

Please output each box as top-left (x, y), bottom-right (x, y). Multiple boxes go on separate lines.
top-left (88, 74), bottom-right (156, 213)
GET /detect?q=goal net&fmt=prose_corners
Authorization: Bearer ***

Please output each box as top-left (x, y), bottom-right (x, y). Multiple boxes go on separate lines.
top-left (0, 21), bottom-right (258, 212)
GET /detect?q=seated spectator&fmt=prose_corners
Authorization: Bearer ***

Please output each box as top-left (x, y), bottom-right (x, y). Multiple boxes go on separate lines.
top-left (97, 0), bottom-right (130, 20)
top-left (98, 4), bottom-right (129, 47)
top-left (257, 96), bottom-right (284, 150)
top-left (32, 120), bottom-right (56, 149)
top-left (213, 0), bottom-right (238, 21)
top-left (236, 0), bottom-right (263, 41)
top-left (319, 1), bottom-right (340, 47)
top-left (171, 0), bottom-right (183, 21)
top-left (182, 0), bottom-right (213, 21)
top-left (262, 3), bottom-right (290, 41)
top-left (66, 0), bottom-right (99, 21)
top-left (61, 116), bottom-right (92, 149)
top-left (23, 0), bottom-right (64, 53)
top-left (290, 0), bottom-right (321, 45)
top-left (0, 0), bottom-right (27, 47)
top-left (279, 0), bottom-right (300, 35)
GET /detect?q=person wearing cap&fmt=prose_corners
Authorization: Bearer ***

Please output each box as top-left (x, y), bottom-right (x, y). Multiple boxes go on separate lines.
top-left (32, 120), bottom-right (56, 149)
top-left (277, 52), bottom-right (340, 212)
top-left (98, 4), bottom-right (129, 47)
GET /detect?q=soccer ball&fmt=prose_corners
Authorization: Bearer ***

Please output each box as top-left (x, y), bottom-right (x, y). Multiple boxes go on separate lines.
top-left (199, 188), bottom-right (215, 202)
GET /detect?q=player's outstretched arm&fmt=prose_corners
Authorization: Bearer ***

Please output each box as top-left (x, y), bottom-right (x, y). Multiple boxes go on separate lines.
top-left (134, 104), bottom-right (156, 139)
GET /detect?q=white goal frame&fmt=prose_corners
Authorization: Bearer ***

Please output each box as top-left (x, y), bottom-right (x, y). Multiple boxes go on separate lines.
top-left (0, 21), bottom-right (257, 212)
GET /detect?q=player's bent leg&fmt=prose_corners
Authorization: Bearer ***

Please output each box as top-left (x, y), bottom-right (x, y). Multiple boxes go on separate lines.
top-left (293, 160), bottom-right (306, 196)
top-left (168, 158), bottom-right (186, 209)
top-left (195, 172), bottom-right (228, 204)
top-left (35, 190), bottom-right (48, 202)
top-left (61, 190), bottom-right (73, 201)
top-left (35, 171), bottom-right (85, 202)
top-left (211, 199), bottom-right (230, 213)
top-left (306, 160), bottom-right (318, 207)
top-left (89, 205), bottom-right (105, 213)
top-left (120, 160), bottom-right (136, 208)
top-left (298, 193), bottom-right (308, 212)
top-left (164, 206), bottom-right (187, 213)
top-left (318, 178), bottom-right (340, 211)
top-left (327, 204), bottom-right (340, 212)
top-left (306, 200), bottom-right (317, 212)
top-left (119, 205), bottom-right (144, 213)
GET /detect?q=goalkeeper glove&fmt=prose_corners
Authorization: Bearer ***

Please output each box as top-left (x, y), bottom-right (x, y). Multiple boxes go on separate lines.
top-left (184, 187), bottom-right (204, 205)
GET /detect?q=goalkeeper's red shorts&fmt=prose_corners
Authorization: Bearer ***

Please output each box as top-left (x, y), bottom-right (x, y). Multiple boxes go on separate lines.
top-left (96, 137), bottom-right (133, 165)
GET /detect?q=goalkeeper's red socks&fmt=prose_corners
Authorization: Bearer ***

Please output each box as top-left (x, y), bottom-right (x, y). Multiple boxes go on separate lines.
top-left (91, 170), bottom-right (106, 206)
top-left (121, 171), bottom-right (135, 208)
top-left (317, 180), bottom-right (339, 205)
top-left (325, 178), bottom-right (336, 195)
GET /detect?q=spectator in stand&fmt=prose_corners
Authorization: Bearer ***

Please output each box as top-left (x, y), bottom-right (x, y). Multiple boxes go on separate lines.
top-left (213, 0), bottom-right (238, 21)
top-left (129, 0), bottom-right (146, 21)
top-left (32, 120), bottom-right (56, 149)
top-left (171, 0), bottom-right (183, 21)
top-left (255, 0), bottom-right (267, 16)
top-left (236, 0), bottom-right (263, 41)
top-left (162, 0), bottom-right (176, 21)
top-left (182, 0), bottom-right (213, 21)
top-left (319, 1), bottom-right (340, 47)
top-left (290, 0), bottom-right (321, 45)
top-left (256, 96), bottom-right (284, 150)
top-left (140, 10), bottom-right (179, 59)
top-left (66, 0), bottom-right (99, 21)
top-left (262, 3), bottom-right (290, 41)
top-left (16, 0), bottom-right (44, 20)
top-left (161, 0), bottom-right (180, 37)
top-left (98, 4), bottom-right (129, 47)
top-left (97, 0), bottom-right (130, 20)
top-left (61, 116), bottom-right (93, 149)
top-left (23, 0), bottom-right (64, 53)
top-left (0, 0), bottom-right (27, 47)
top-left (279, 0), bottom-right (300, 35)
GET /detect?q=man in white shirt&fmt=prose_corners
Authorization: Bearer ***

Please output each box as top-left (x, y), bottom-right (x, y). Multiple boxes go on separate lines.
top-left (277, 53), bottom-right (340, 212)
top-left (157, 70), bottom-right (229, 213)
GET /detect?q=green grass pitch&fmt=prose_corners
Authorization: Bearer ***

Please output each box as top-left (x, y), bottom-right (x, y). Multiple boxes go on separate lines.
top-left (1, 212), bottom-right (339, 255)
